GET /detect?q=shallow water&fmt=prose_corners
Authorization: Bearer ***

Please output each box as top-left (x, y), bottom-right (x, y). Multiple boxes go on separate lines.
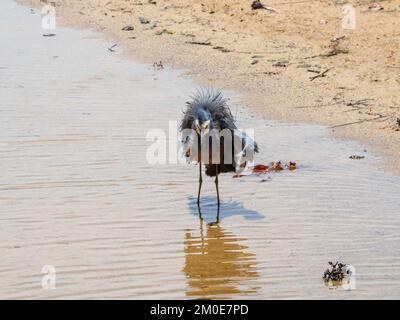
top-left (1, 0), bottom-right (400, 299)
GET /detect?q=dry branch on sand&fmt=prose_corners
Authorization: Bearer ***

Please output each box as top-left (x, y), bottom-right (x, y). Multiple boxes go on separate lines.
top-left (309, 68), bottom-right (332, 81)
top-left (251, 0), bottom-right (279, 13)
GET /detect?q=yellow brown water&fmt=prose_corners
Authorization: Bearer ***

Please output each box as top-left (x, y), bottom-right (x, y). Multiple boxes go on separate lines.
top-left (184, 219), bottom-right (258, 299)
top-left (1, 0), bottom-right (400, 299)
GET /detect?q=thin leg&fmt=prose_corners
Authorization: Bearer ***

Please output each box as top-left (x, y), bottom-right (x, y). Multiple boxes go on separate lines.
top-left (197, 162), bottom-right (203, 206)
top-left (215, 164), bottom-right (220, 207)
top-left (216, 202), bottom-right (220, 224)
top-left (197, 202), bottom-right (203, 221)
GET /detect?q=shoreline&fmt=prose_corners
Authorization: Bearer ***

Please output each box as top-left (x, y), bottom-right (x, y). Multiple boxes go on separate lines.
top-left (3, 0), bottom-right (400, 299)
top-left (19, 0), bottom-right (400, 174)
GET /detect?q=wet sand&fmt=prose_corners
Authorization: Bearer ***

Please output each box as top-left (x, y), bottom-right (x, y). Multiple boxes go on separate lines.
top-left (1, 0), bottom-right (400, 299)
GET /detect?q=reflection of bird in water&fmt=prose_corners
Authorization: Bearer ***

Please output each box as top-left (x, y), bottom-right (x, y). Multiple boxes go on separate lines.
top-left (180, 88), bottom-right (259, 208)
top-left (183, 218), bottom-right (259, 299)
top-left (188, 196), bottom-right (265, 225)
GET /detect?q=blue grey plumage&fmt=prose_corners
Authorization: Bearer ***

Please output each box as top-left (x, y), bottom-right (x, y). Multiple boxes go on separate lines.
top-left (180, 88), bottom-right (236, 132)
top-left (180, 88), bottom-right (259, 207)
top-left (180, 88), bottom-right (259, 177)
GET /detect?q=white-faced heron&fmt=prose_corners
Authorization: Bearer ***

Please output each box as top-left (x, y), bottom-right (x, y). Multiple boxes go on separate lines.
top-left (180, 88), bottom-right (259, 209)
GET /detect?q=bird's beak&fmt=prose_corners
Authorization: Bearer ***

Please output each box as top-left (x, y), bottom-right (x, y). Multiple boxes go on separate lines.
top-left (197, 127), bottom-right (209, 136)
top-left (201, 125), bottom-right (210, 136)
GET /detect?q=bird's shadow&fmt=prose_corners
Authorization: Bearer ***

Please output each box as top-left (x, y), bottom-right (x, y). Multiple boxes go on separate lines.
top-left (187, 196), bottom-right (265, 224)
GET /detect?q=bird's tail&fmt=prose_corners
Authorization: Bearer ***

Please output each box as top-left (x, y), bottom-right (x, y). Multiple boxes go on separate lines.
top-left (233, 130), bottom-right (259, 174)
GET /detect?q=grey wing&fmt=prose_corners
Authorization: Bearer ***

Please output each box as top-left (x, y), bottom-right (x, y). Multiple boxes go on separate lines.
top-left (181, 130), bottom-right (198, 163)
top-left (233, 130), bottom-right (259, 173)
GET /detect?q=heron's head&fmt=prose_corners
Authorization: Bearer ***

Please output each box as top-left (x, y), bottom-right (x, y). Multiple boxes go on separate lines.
top-left (194, 108), bottom-right (211, 135)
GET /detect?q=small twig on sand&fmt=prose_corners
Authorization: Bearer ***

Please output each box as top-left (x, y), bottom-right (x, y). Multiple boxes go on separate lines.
top-left (309, 68), bottom-right (332, 81)
top-left (121, 26), bottom-right (135, 31)
top-left (263, 6), bottom-right (279, 13)
top-left (322, 48), bottom-right (349, 58)
top-left (295, 98), bottom-right (373, 109)
top-left (185, 40), bottom-right (212, 46)
top-left (304, 48), bottom-right (349, 60)
top-left (251, 1), bottom-right (279, 13)
top-left (330, 115), bottom-right (392, 129)
top-left (213, 46), bottom-right (231, 53)
top-left (346, 98), bottom-right (373, 107)
top-left (294, 101), bottom-right (342, 109)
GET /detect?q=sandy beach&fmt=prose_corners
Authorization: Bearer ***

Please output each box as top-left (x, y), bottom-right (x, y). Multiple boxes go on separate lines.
top-left (1, 0), bottom-right (400, 300)
top-left (19, 0), bottom-right (400, 173)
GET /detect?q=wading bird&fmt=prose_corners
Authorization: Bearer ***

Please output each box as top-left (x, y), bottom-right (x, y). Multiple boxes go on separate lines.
top-left (180, 88), bottom-right (259, 208)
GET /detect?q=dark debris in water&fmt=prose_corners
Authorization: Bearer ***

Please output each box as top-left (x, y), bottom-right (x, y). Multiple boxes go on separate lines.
top-left (153, 61), bottom-right (164, 70)
top-left (349, 155), bottom-right (365, 160)
top-left (108, 44), bottom-right (117, 52)
top-left (252, 161), bottom-right (296, 173)
top-left (233, 161), bottom-right (297, 180)
top-left (323, 261), bottom-right (349, 282)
